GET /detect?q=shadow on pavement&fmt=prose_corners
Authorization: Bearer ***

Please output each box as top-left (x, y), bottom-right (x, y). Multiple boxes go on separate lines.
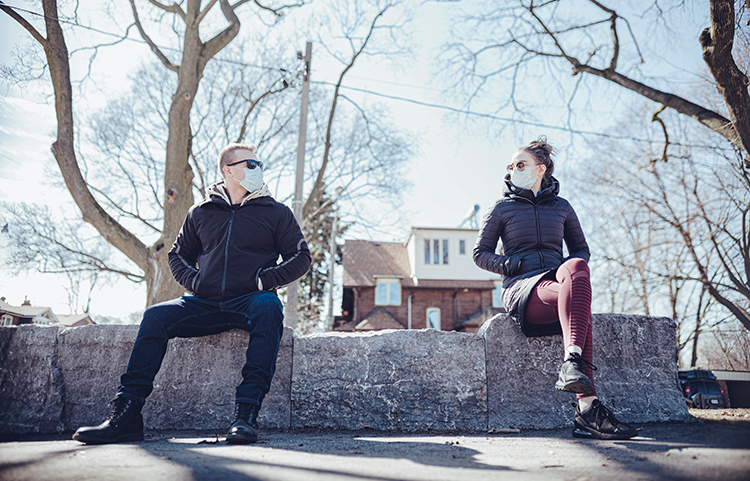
top-left (132, 430), bottom-right (516, 480)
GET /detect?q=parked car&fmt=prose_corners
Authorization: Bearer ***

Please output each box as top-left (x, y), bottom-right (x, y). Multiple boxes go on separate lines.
top-left (678, 369), bottom-right (726, 409)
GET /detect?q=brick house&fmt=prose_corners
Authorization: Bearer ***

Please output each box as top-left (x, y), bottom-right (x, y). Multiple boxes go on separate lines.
top-left (337, 227), bottom-right (504, 333)
top-left (0, 298), bottom-right (95, 327)
top-left (0, 298), bottom-right (59, 327)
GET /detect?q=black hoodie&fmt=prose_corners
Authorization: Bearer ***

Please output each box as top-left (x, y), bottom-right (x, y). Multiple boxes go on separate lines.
top-left (168, 183), bottom-right (311, 301)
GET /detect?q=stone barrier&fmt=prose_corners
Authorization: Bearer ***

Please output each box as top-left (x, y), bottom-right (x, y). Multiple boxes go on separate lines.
top-left (0, 314), bottom-right (691, 435)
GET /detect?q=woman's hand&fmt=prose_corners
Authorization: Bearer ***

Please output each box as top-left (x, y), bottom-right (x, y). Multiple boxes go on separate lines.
top-left (502, 255), bottom-right (523, 277)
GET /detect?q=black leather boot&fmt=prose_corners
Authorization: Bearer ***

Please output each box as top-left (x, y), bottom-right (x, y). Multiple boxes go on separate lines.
top-left (72, 397), bottom-right (144, 444)
top-left (226, 402), bottom-right (260, 444)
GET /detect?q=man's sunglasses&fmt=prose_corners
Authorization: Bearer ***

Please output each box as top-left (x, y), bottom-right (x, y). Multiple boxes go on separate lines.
top-left (227, 158), bottom-right (264, 170)
top-left (506, 161), bottom-right (536, 172)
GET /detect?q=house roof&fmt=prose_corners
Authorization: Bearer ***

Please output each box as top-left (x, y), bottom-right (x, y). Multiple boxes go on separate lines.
top-left (0, 299), bottom-right (56, 320)
top-left (355, 308), bottom-right (405, 331)
top-left (343, 240), bottom-right (414, 287)
top-left (58, 314), bottom-right (96, 327)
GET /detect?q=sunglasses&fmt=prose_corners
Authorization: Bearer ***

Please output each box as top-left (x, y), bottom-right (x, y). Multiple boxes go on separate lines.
top-left (227, 158), bottom-right (264, 170)
top-left (506, 160), bottom-right (537, 172)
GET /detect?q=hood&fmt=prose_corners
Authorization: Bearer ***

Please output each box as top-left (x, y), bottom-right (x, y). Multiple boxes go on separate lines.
top-left (205, 181), bottom-right (272, 206)
top-left (502, 174), bottom-right (560, 203)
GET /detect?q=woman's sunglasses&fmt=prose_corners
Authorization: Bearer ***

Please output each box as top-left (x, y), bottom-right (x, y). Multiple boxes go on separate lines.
top-left (506, 161), bottom-right (536, 172)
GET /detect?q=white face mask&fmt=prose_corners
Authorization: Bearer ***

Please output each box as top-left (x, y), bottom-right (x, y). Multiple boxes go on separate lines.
top-left (237, 167), bottom-right (264, 193)
top-left (510, 164), bottom-right (540, 190)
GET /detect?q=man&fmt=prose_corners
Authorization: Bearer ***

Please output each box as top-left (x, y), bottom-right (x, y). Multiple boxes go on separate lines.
top-left (73, 143), bottom-right (311, 445)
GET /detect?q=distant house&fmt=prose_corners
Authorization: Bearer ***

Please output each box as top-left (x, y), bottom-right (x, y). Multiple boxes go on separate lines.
top-left (57, 313), bottom-right (96, 327)
top-left (0, 298), bottom-right (95, 327)
top-left (0, 298), bottom-right (59, 326)
top-left (338, 227), bottom-right (504, 334)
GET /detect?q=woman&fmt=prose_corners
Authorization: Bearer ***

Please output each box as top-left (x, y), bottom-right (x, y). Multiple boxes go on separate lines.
top-left (473, 137), bottom-right (636, 440)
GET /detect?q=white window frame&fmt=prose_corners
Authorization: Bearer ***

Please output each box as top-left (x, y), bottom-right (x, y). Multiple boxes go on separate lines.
top-left (426, 307), bottom-right (441, 330)
top-left (492, 281), bottom-right (504, 308)
top-left (424, 238), bottom-right (450, 266)
top-left (375, 278), bottom-right (402, 306)
top-left (1, 315), bottom-right (14, 327)
top-left (458, 239), bottom-right (467, 256)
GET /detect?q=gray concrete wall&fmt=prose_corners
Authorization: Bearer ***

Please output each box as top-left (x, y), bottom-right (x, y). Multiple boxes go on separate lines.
top-left (0, 314), bottom-right (690, 435)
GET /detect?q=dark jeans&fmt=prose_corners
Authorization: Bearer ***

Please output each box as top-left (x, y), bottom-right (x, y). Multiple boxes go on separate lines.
top-left (117, 291), bottom-right (284, 407)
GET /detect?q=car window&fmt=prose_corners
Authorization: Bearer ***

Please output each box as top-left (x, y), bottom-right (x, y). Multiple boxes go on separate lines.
top-left (705, 382), bottom-right (722, 396)
top-left (689, 381), bottom-right (705, 394)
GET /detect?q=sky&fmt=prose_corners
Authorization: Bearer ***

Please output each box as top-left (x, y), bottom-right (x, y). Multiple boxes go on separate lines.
top-left (0, 1), bottom-right (709, 322)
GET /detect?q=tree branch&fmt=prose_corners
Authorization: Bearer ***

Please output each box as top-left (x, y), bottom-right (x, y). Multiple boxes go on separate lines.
top-left (129, 0), bottom-right (180, 73)
top-left (200, 0), bottom-right (241, 70)
top-left (148, 0), bottom-right (187, 22)
top-left (303, 4), bottom-right (389, 219)
top-left (40, 0), bottom-right (150, 271)
top-left (196, 0), bottom-right (219, 23)
top-left (651, 104), bottom-right (669, 162)
top-left (0, 1), bottom-right (47, 45)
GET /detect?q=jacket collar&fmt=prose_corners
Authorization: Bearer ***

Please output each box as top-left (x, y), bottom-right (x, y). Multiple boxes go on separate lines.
top-left (200, 181), bottom-right (274, 207)
top-left (502, 175), bottom-right (560, 203)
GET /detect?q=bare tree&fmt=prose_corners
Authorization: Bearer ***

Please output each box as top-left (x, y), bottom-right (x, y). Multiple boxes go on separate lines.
top-left (443, 0), bottom-right (750, 330)
top-left (578, 103), bottom-right (748, 365)
top-left (0, 0), bottom-right (302, 307)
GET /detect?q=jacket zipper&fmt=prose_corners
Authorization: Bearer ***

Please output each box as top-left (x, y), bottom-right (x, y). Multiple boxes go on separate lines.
top-left (221, 209), bottom-right (237, 299)
top-left (533, 204), bottom-right (545, 269)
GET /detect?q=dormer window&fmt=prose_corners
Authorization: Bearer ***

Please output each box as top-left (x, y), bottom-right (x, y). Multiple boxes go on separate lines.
top-left (424, 238), bottom-right (449, 265)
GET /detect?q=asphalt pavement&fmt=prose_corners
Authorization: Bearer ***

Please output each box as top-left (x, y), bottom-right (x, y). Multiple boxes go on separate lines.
top-left (1, 417), bottom-right (749, 481)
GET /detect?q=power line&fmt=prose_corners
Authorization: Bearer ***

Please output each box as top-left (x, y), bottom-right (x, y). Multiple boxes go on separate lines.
top-left (2, 3), bottom-right (737, 152)
top-left (312, 81), bottom-right (736, 151)
top-left (0, 3), bottom-right (280, 72)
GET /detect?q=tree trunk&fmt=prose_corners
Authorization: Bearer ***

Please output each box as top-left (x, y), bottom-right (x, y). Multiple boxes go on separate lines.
top-left (148, 9), bottom-right (202, 305)
top-left (701, 0), bottom-right (750, 157)
top-left (38, 0), bottom-right (151, 275)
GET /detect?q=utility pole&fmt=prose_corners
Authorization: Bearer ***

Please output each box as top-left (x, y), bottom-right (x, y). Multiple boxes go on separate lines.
top-left (285, 41), bottom-right (312, 330)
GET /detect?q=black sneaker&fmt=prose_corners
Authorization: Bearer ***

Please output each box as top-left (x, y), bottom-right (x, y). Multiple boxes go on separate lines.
top-left (555, 352), bottom-right (596, 394)
top-left (72, 397), bottom-right (144, 444)
top-left (226, 403), bottom-right (260, 444)
top-left (573, 399), bottom-right (638, 440)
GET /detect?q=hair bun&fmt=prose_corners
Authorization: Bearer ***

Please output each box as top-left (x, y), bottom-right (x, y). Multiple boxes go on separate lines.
top-left (529, 135), bottom-right (554, 156)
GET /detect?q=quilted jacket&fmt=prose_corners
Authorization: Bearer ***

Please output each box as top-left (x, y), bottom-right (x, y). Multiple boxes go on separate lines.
top-left (473, 175), bottom-right (590, 336)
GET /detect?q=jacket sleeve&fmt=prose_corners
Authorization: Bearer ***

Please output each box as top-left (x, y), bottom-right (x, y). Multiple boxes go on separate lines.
top-left (563, 202), bottom-right (590, 263)
top-left (473, 203), bottom-right (516, 276)
top-left (168, 209), bottom-right (201, 294)
top-left (257, 206), bottom-right (312, 290)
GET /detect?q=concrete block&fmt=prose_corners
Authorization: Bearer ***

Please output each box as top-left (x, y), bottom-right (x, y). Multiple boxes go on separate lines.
top-left (481, 314), bottom-right (691, 430)
top-left (591, 314), bottom-right (690, 424)
top-left (291, 329), bottom-right (487, 432)
top-left (57, 325), bottom-right (293, 432)
top-left (146, 326), bottom-right (293, 431)
top-left (57, 325), bottom-right (138, 432)
top-left (0, 326), bottom-right (63, 434)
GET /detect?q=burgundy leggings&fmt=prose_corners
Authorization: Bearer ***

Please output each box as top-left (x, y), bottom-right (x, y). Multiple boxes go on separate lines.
top-left (525, 258), bottom-right (596, 398)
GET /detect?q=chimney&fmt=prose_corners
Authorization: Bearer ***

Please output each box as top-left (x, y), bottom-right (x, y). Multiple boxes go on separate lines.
top-left (22, 297), bottom-right (31, 306)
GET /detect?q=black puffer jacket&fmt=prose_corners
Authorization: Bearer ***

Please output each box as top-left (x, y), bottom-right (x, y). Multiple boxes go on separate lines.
top-left (473, 176), bottom-right (589, 336)
top-left (168, 182), bottom-right (311, 302)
